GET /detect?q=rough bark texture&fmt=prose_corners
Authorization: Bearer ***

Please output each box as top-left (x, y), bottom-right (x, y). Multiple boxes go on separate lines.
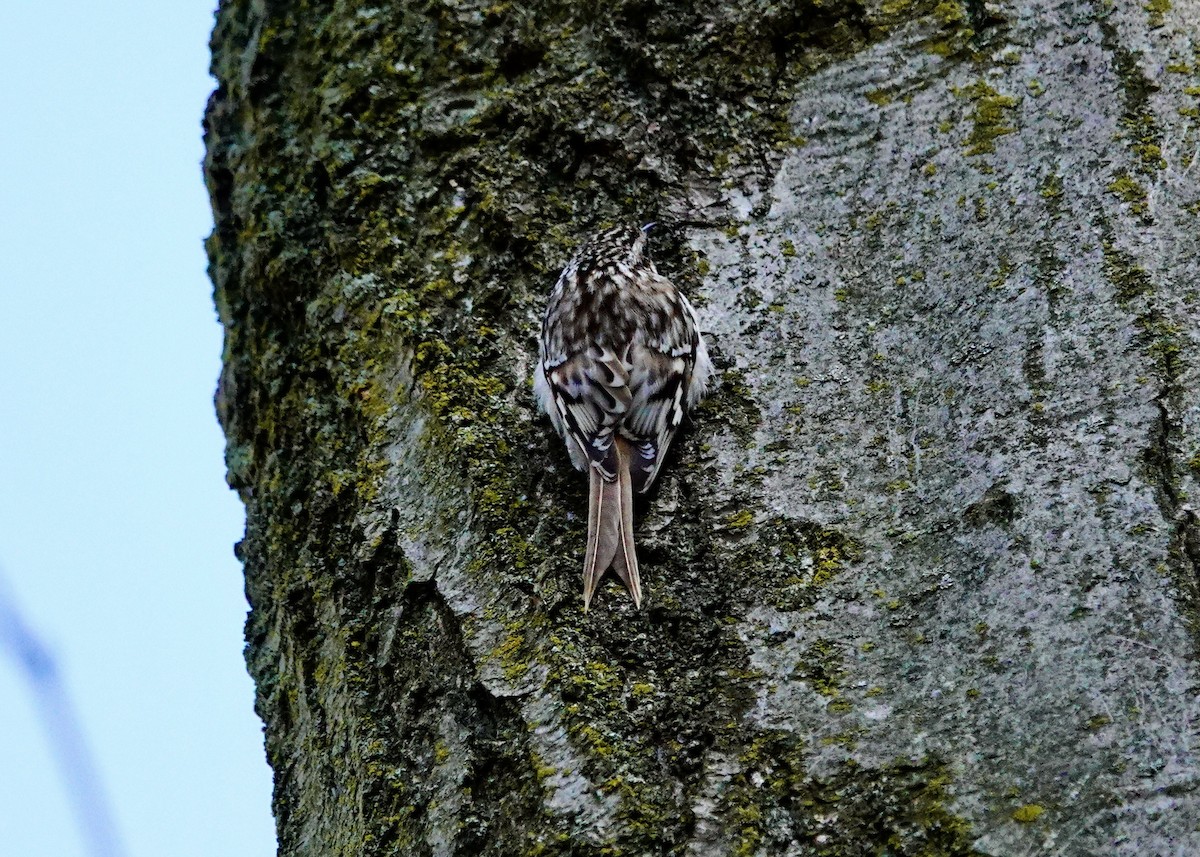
top-left (205, 0), bottom-right (1200, 854)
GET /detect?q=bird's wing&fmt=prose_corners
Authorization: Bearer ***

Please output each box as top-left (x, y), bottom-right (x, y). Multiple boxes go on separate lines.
top-left (543, 345), bottom-right (633, 480)
top-left (623, 347), bottom-right (691, 494)
top-left (623, 292), bottom-right (703, 494)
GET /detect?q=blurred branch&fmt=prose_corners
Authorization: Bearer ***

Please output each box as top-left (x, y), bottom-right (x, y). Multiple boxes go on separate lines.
top-left (0, 565), bottom-right (125, 857)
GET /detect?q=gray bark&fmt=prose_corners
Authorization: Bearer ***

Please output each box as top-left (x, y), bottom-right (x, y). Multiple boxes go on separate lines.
top-left (205, 0), bottom-right (1200, 854)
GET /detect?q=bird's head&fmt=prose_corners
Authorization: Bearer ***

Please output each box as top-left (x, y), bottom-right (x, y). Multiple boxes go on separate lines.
top-left (580, 222), bottom-right (655, 270)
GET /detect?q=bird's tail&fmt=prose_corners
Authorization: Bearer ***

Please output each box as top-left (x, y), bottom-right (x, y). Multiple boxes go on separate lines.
top-left (582, 437), bottom-right (641, 610)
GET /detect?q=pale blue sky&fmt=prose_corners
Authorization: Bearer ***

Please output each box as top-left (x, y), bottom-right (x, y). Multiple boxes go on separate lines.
top-left (0, 3), bottom-right (275, 855)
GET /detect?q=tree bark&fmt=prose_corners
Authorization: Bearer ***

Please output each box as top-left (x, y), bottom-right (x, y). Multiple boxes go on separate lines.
top-left (205, 0), bottom-right (1200, 854)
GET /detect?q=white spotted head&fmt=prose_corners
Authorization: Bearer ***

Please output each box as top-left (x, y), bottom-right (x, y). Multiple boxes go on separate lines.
top-left (575, 223), bottom-right (655, 272)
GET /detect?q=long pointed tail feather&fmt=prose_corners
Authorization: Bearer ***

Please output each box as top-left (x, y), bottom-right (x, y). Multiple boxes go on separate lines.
top-left (582, 438), bottom-right (641, 610)
top-left (608, 438), bottom-right (641, 607)
top-left (582, 468), bottom-right (609, 610)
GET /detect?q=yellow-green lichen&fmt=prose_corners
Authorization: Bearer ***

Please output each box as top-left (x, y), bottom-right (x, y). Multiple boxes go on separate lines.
top-left (716, 740), bottom-right (980, 856)
top-left (726, 509), bottom-right (756, 529)
top-left (1011, 804), bottom-right (1045, 823)
top-left (1085, 713), bottom-right (1113, 731)
top-left (956, 81), bottom-right (1019, 157)
top-left (1108, 174), bottom-right (1148, 214)
top-left (1145, 0), bottom-right (1171, 28)
top-left (922, 0), bottom-right (974, 56)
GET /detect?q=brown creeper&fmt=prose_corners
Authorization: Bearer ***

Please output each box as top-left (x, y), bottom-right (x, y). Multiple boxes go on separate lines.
top-left (534, 224), bottom-right (713, 609)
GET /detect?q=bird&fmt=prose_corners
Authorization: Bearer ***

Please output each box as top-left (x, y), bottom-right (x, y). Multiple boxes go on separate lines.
top-left (534, 223), bottom-right (713, 609)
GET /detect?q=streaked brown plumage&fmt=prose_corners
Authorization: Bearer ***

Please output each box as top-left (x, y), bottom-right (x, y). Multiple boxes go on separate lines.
top-left (534, 224), bottom-right (713, 609)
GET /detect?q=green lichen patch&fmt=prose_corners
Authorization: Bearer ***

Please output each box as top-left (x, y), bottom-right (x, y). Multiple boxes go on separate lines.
top-left (1101, 238), bottom-right (1181, 383)
top-left (1099, 18), bottom-right (1168, 179)
top-left (720, 516), bottom-right (864, 612)
top-left (533, 612), bottom-right (758, 853)
top-left (726, 509), bottom-right (757, 529)
top-left (698, 367), bottom-right (765, 447)
top-left (796, 638), bottom-right (848, 698)
top-left (916, 0), bottom-right (977, 57)
top-left (1144, 0), bottom-right (1171, 29)
top-left (1039, 173), bottom-right (1063, 200)
top-left (987, 255), bottom-right (1016, 290)
top-left (954, 80), bottom-right (1019, 157)
top-left (1107, 173), bottom-right (1149, 215)
top-left (1011, 803), bottom-right (1045, 823)
top-left (714, 740), bottom-right (982, 856)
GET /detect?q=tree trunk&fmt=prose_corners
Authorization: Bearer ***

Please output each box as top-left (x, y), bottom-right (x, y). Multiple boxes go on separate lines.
top-left (204, 0), bottom-right (1200, 854)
